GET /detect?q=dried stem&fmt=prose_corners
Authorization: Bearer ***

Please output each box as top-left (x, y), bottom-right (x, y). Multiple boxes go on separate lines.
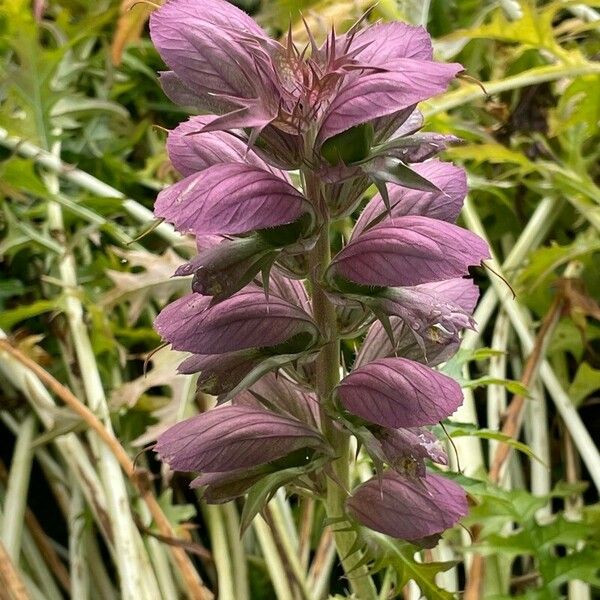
top-left (1, 414), bottom-right (36, 560)
top-left (463, 264), bottom-right (579, 599)
top-left (0, 539), bottom-right (30, 600)
top-left (0, 338), bottom-right (212, 600)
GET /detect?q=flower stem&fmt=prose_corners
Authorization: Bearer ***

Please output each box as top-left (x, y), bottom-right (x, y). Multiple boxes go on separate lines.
top-left (306, 177), bottom-right (377, 600)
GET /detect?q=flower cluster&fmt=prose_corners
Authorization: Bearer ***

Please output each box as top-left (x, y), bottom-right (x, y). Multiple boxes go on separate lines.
top-left (150, 0), bottom-right (489, 550)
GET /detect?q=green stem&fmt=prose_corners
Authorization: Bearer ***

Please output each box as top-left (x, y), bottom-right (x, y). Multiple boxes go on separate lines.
top-left (203, 504), bottom-right (236, 600)
top-left (1, 413), bottom-right (36, 560)
top-left (306, 176), bottom-right (377, 600)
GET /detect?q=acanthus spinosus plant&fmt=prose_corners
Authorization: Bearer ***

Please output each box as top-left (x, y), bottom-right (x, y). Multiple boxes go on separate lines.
top-left (149, 0), bottom-right (490, 593)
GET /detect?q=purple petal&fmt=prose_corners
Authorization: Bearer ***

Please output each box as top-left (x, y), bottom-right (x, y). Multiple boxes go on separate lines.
top-left (154, 163), bottom-right (309, 237)
top-left (155, 405), bottom-right (326, 472)
top-left (154, 288), bottom-right (318, 354)
top-left (329, 216), bottom-right (489, 288)
top-left (337, 357), bottom-right (463, 427)
top-left (198, 100), bottom-right (278, 135)
top-left (167, 116), bottom-right (281, 177)
top-left (190, 467), bottom-right (267, 503)
top-left (150, 0), bottom-right (270, 102)
top-left (346, 471), bottom-right (468, 545)
top-left (356, 278), bottom-right (479, 367)
top-left (268, 270), bottom-right (311, 313)
top-left (317, 60), bottom-right (463, 143)
top-left (158, 71), bottom-right (209, 109)
top-left (377, 427), bottom-right (448, 477)
top-left (178, 350), bottom-right (262, 395)
top-left (376, 278), bottom-right (479, 341)
top-left (234, 372), bottom-right (319, 428)
top-left (356, 318), bottom-right (460, 368)
top-left (372, 106), bottom-right (420, 146)
top-left (349, 23), bottom-right (433, 63)
top-left (353, 161), bottom-right (467, 237)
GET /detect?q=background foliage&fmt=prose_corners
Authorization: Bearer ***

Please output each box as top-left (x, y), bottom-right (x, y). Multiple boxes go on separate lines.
top-left (0, 0), bottom-right (599, 598)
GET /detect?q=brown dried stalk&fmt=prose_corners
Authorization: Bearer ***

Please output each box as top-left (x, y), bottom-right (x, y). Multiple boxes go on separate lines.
top-left (0, 539), bottom-right (30, 600)
top-left (0, 338), bottom-right (212, 600)
top-left (464, 292), bottom-right (564, 599)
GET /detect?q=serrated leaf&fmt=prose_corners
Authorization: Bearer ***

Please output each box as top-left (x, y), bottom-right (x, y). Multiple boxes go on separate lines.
top-left (102, 247), bottom-right (189, 324)
top-left (379, 538), bottom-right (457, 600)
top-left (516, 236), bottom-right (600, 292)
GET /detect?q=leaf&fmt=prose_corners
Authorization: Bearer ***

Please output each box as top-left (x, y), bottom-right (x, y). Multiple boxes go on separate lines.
top-left (0, 299), bottom-right (59, 329)
top-left (516, 236), bottom-right (600, 292)
top-left (0, 157), bottom-right (48, 197)
top-left (450, 429), bottom-right (544, 464)
top-left (464, 376), bottom-right (529, 396)
top-left (157, 488), bottom-right (197, 530)
top-left (379, 538), bottom-right (457, 600)
top-left (568, 362), bottom-right (600, 406)
top-left (540, 546), bottom-right (600, 589)
top-left (110, 346), bottom-right (188, 410)
top-left (445, 143), bottom-right (536, 171)
top-left (240, 457), bottom-right (327, 534)
top-left (550, 75), bottom-right (600, 138)
top-left (365, 159), bottom-right (442, 193)
top-left (441, 347), bottom-right (507, 379)
top-left (50, 97), bottom-right (130, 120)
top-left (101, 247), bottom-right (189, 324)
top-left (442, 3), bottom-right (568, 59)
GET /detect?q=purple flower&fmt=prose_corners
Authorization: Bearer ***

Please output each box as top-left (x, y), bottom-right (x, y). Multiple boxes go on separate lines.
top-left (154, 163), bottom-right (313, 237)
top-left (377, 427), bottom-right (448, 477)
top-left (355, 277), bottom-right (480, 366)
top-left (149, 0), bottom-right (488, 556)
top-left (154, 286), bottom-right (319, 355)
top-left (346, 471), bottom-right (468, 547)
top-left (155, 405), bottom-right (328, 472)
top-left (337, 357), bottom-right (463, 428)
top-left (327, 216), bottom-right (489, 289)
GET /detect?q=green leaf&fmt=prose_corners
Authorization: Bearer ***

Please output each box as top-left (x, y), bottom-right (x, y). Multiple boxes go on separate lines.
top-left (368, 159), bottom-right (442, 192)
top-left (463, 376), bottom-right (529, 396)
top-left (50, 97), bottom-right (130, 120)
top-left (442, 3), bottom-right (569, 59)
top-left (450, 429), bottom-right (544, 465)
top-left (516, 236), bottom-right (600, 292)
top-left (0, 157), bottom-right (48, 196)
top-left (0, 299), bottom-right (59, 329)
top-left (568, 362), bottom-right (600, 406)
top-left (157, 489), bottom-right (196, 527)
top-left (380, 538), bottom-right (457, 600)
top-left (240, 466), bottom-right (312, 535)
top-left (446, 143), bottom-right (536, 171)
top-left (550, 74), bottom-right (600, 138)
top-left (441, 347), bottom-right (506, 380)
